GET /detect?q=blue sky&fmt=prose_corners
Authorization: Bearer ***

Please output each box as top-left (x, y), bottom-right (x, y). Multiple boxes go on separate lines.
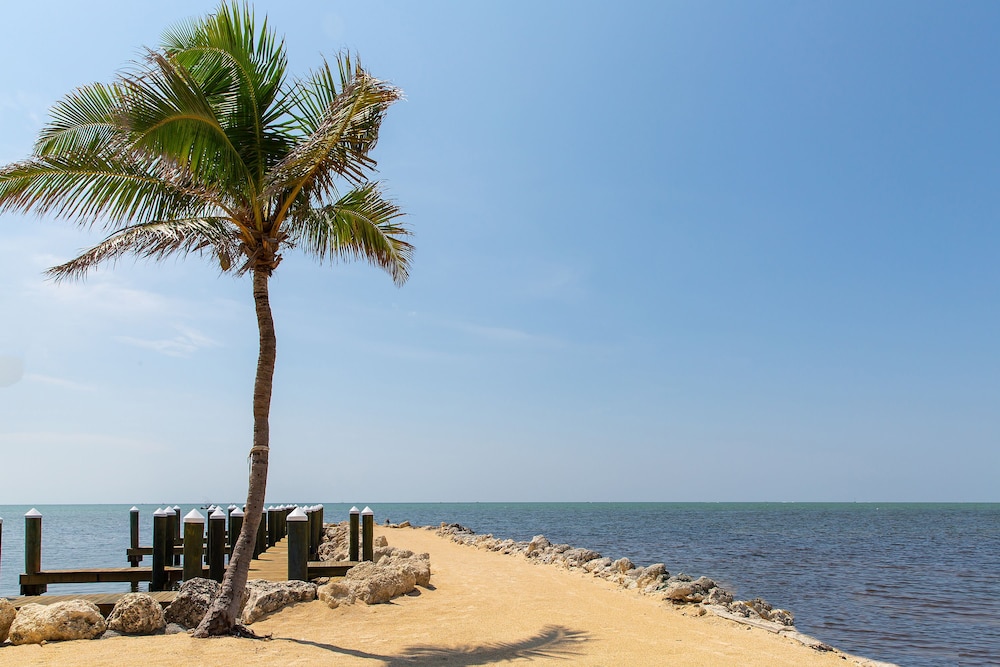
top-left (0, 1), bottom-right (997, 503)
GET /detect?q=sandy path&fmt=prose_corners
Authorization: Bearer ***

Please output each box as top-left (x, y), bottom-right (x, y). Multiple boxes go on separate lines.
top-left (0, 525), bottom-right (885, 666)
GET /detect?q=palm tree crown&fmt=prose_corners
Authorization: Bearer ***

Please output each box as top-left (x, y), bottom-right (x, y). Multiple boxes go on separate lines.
top-left (0, 2), bottom-right (411, 282)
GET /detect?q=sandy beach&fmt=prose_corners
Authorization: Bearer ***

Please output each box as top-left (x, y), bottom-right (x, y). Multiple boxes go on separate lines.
top-left (0, 525), bottom-right (888, 666)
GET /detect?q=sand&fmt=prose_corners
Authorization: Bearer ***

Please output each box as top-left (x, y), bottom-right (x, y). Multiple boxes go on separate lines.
top-left (0, 525), bottom-right (889, 666)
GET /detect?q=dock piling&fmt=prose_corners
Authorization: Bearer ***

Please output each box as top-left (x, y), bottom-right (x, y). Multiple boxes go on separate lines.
top-left (229, 507), bottom-right (244, 558)
top-left (21, 508), bottom-right (45, 595)
top-left (208, 507), bottom-right (226, 582)
top-left (314, 504), bottom-right (324, 560)
top-left (183, 509), bottom-right (205, 581)
top-left (173, 506), bottom-right (182, 565)
top-left (254, 508), bottom-right (267, 559)
top-left (286, 507), bottom-right (309, 581)
top-left (362, 506), bottom-right (374, 562)
top-left (151, 508), bottom-right (168, 592)
top-left (129, 506), bottom-right (140, 591)
top-left (267, 507), bottom-right (277, 548)
top-left (349, 506), bottom-right (360, 562)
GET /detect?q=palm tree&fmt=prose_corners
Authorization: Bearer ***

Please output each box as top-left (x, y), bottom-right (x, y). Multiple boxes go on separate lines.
top-left (0, 2), bottom-right (411, 636)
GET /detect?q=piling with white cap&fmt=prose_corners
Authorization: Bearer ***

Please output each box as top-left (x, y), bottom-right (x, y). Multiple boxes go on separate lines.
top-left (286, 507), bottom-right (309, 581)
top-left (127, 506), bottom-right (142, 590)
top-left (229, 507), bottom-right (245, 557)
top-left (349, 506), bottom-right (361, 562)
top-left (361, 506), bottom-right (374, 562)
top-left (183, 509), bottom-right (206, 581)
top-left (172, 506), bottom-right (182, 565)
top-left (267, 506), bottom-right (278, 548)
top-left (22, 509), bottom-right (46, 595)
top-left (151, 508), bottom-right (169, 591)
top-left (208, 507), bottom-right (227, 582)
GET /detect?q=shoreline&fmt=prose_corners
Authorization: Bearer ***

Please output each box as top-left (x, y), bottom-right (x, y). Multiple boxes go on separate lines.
top-left (0, 521), bottom-right (894, 666)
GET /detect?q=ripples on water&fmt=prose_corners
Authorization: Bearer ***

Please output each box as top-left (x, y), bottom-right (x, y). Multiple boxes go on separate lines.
top-left (1, 503), bottom-right (997, 667)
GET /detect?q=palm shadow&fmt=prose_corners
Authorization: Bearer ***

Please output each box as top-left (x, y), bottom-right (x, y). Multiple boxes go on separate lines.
top-left (277, 624), bottom-right (589, 665)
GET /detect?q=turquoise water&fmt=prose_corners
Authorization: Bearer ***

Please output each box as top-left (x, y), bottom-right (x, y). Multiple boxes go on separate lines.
top-left (1, 502), bottom-right (997, 666)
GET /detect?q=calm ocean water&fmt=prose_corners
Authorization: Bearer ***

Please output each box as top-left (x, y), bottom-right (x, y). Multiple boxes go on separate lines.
top-left (1, 502), bottom-right (997, 666)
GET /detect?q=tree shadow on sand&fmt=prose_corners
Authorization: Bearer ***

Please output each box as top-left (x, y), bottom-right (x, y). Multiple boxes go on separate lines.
top-left (277, 624), bottom-right (589, 665)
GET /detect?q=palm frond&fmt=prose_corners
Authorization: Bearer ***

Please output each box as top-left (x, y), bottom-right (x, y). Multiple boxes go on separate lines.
top-left (265, 54), bottom-right (402, 220)
top-left (161, 1), bottom-right (295, 185)
top-left (35, 82), bottom-right (127, 157)
top-left (47, 216), bottom-right (244, 281)
top-left (0, 154), bottom-right (209, 226)
top-left (285, 182), bottom-right (412, 285)
top-left (123, 49), bottom-right (255, 205)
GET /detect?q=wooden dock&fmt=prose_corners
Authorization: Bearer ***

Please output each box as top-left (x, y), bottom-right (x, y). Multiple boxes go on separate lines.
top-left (248, 538), bottom-right (359, 581)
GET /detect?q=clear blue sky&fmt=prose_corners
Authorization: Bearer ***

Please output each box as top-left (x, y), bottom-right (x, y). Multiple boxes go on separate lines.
top-left (1, 1), bottom-right (997, 503)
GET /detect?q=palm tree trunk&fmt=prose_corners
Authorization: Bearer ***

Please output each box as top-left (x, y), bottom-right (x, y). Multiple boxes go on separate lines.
top-left (194, 266), bottom-right (275, 636)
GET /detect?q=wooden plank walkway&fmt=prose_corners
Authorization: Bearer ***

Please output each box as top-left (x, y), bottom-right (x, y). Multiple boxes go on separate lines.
top-left (247, 538), bottom-right (358, 580)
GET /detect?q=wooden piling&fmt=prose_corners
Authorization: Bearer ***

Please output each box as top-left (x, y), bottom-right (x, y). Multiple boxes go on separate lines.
top-left (316, 505), bottom-right (325, 559)
top-left (286, 507), bottom-right (309, 581)
top-left (164, 509), bottom-right (177, 570)
top-left (208, 508), bottom-right (226, 582)
top-left (129, 506), bottom-right (140, 592)
top-left (172, 506), bottom-right (182, 566)
top-left (267, 507), bottom-right (277, 548)
top-left (21, 508), bottom-right (45, 595)
top-left (183, 509), bottom-right (205, 581)
top-left (151, 508), bottom-right (168, 592)
top-left (0, 515), bottom-right (3, 581)
top-left (349, 506), bottom-right (360, 562)
top-left (254, 508), bottom-right (267, 559)
top-left (229, 508), bottom-right (244, 558)
top-left (362, 506), bottom-right (374, 562)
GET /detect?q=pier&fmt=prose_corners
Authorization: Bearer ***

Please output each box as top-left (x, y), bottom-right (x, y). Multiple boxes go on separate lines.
top-left (7, 504), bottom-right (374, 615)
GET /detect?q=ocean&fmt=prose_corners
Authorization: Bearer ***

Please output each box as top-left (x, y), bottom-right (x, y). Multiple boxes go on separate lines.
top-left (0, 502), bottom-right (997, 666)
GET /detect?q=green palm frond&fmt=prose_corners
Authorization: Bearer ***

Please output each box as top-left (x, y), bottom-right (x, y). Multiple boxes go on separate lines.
top-left (35, 82), bottom-right (126, 157)
top-left (46, 216), bottom-right (244, 281)
top-left (285, 182), bottom-right (412, 285)
top-left (161, 1), bottom-right (295, 184)
top-left (265, 54), bottom-right (402, 220)
top-left (124, 49), bottom-right (255, 203)
top-left (0, 154), bottom-right (208, 225)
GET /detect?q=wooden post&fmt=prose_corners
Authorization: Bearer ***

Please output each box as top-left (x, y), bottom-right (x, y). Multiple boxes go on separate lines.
top-left (306, 505), bottom-right (316, 560)
top-left (128, 506), bottom-right (140, 592)
top-left (286, 507), bottom-right (309, 581)
top-left (183, 509), bottom-right (205, 581)
top-left (267, 506), bottom-right (277, 547)
top-left (349, 506), bottom-right (360, 562)
top-left (254, 508), bottom-right (267, 558)
top-left (208, 507), bottom-right (226, 582)
top-left (362, 506), bottom-right (374, 562)
top-left (172, 506), bottom-right (182, 565)
top-left (21, 508), bottom-right (45, 595)
top-left (151, 508), bottom-right (168, 592)
top-left (313, 504), bottom-right (324, 560)
top-left (164, 508), bottom-right (177, 570)
top-left (229, 508), bottom-right (244, 559)
top-left (0, 515), bottom-right (3, 582)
